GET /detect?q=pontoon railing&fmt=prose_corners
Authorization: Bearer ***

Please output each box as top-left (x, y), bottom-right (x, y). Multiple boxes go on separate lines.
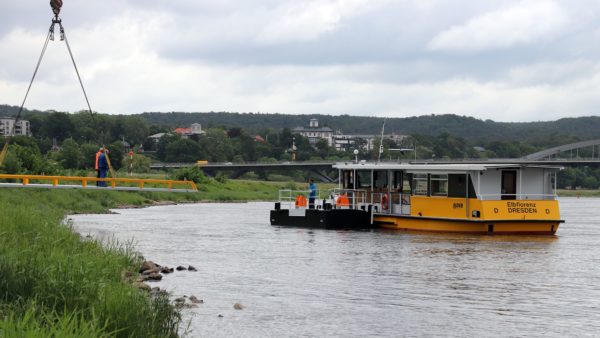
top-left (278, 189), bottom-right (312, 209)
top-left (330, 188), bottom-right (367, 209)
top-left (277, 188), bottom-right (368, 210)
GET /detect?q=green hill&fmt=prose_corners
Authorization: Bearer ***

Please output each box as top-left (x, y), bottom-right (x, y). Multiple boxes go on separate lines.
top-left (3, 104), bottom-right (599, 144)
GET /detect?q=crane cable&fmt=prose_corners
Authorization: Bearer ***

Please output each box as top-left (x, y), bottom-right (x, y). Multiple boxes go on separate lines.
top-left (0, 1), bottom-right (113, 177)
top-left (0, 25), bottom-right (52, 166)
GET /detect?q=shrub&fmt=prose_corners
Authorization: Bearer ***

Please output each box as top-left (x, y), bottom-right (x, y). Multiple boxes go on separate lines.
top-left (215, 172), bottom-right (228, 183)
top-left (174, 166), bottom-right (206, 184)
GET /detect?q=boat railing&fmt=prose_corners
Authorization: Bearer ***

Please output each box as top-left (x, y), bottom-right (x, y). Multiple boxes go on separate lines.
top-left (479, 193), bottom-right (558, 201)
top-left (329, 188), bottom-right (368, 209)
top-left (278, 188), bottom-right (418, 212)
top-left (278, 189), bottom-right (314, 209)
top-left (277, 188), bottom-right (369, 210)
top-left (370, 191), bottom-right (411, 215)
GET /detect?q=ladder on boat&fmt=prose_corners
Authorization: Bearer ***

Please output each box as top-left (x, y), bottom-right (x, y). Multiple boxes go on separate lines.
top-left (0, 174), bottom-right (198, 193)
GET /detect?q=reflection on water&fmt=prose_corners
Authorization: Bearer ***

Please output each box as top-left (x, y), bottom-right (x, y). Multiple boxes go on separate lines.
top-left (70, 197), bottom-right (600, 337)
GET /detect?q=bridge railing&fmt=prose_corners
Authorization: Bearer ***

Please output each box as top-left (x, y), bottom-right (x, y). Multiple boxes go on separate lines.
top-left (0, 174), bottom-right (198, 192)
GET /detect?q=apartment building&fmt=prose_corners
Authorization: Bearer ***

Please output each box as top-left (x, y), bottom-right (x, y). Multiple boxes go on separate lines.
top-left (0, 117), bottom-right (32, 137)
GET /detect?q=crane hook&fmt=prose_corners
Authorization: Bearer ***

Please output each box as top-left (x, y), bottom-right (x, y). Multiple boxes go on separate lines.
top-left (50, 0), bottom-right (63, 18)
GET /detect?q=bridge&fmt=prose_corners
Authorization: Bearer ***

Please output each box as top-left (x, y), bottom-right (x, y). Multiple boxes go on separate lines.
top-left (522, 139), bottom-right (600, 160)
top-left (151, 162), bottom-right (338, 182)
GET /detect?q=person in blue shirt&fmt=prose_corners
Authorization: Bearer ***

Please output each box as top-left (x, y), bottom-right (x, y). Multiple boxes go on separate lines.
top-left (97, 149), bottom-right (109, 187)
top-left (308, 178), bottom-right (317, 209)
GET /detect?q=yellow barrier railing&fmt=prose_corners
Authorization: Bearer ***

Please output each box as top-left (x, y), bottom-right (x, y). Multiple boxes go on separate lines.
top-left (0, 174), bottom-right (198, 192)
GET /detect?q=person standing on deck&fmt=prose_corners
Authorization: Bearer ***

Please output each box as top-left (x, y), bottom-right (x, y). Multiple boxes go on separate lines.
top-left (97, 149), bottom-right (109, 187)
top-left (308, 178), bottom-right (317, 209)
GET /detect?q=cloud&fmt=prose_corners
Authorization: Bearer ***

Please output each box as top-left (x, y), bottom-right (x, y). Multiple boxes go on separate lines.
top-left (254, 0), bottom-right (375, 44)
top-left (427, 1), bottom-right (569, 52)
top-left (506, 60), bottom-right (599, 85)
top-left (1, 0), bottom-right (600, 122)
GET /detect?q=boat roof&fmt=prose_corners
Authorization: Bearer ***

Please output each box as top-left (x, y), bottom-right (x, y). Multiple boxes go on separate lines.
top-left (333, 162), bottom-right (563, 173)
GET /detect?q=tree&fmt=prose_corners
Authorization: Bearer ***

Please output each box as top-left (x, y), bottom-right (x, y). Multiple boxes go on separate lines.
top-left (165, 139), bottom-right (204, 162)
top-left (315, 139), bottom-right (330, 159)
top-left (71, 112), bottom-right (99, 143)
top-left (156, 134), bottom-right (180, 161)
top-left (122, 153), bottom-right (152, 173)
top-left (110, 116), bottom-right (150, 145)
top-left (239, 134), bottom-right (256, 161)
top-left (57, 139), bottom-right (82, 169)
top-left (10, 144), bottom-right (42, 173)
top-left (198, 128), bottom-right (234, 162)
top-left (80, 143), bottom-right (100, 169)
top-left (1, 151), bottom-right (22, 174)
top-left (107, 141), bottom-right (125, 170)
top-left (279, 128), bottom-right (293, 149)
top-left (227, 127), bottom-right (242, 138)
top-left (40, 112), bottom-right (74, 142)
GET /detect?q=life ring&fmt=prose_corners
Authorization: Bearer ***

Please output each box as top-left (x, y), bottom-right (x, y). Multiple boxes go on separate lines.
top-left (381, 193), bottom-right (389, 210)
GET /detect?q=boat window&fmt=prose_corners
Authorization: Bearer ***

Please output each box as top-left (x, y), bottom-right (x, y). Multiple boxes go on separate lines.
top-left (404, 173), bottom-right (413, 194)
top-left (357, 171), bottom-right (371, 189)
top-left (430, 174), bottom-right (448, 196)
top-left (342, 171), bottom-right (354, 189)
top-left (412, 173), bottom-right (428, 196)
top-left (501, 170), bottom-right (517, 200)
top-left (447, 174), bottom-right (477, 198)
top-left (373, 170), bottom-right (388, 189)
top-left (392, 171), bottom-right (402, 189)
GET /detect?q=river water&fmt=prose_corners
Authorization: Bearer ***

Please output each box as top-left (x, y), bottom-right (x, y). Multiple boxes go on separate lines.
top-left (70, 198), bottom-right (600, 337)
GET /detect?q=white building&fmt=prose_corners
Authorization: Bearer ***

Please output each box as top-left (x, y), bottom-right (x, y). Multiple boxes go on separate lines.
top-left (292, 118), bottom-right (407, 151)
top-left (333, 133), bottom-right (407, 152)
top-left (148, 123), bottom-right (205, 145)
top-left (0, 117), bottom-right (31, 137)
top-left (292, 119), bottom-right (333, 146)
top-left (175, 122), bottom-right (206, 138)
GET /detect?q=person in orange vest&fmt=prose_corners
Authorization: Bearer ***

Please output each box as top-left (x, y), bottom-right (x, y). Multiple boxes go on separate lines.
top-left (95, 147), bottom-right (103, 186)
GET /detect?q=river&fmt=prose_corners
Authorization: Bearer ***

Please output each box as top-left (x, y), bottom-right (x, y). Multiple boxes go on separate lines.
top-left (70, 197), bottom-right (600, 337)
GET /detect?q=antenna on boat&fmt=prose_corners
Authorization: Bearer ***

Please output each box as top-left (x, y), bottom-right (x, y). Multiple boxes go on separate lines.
top-left (378, 118), bottom-right (386, 163)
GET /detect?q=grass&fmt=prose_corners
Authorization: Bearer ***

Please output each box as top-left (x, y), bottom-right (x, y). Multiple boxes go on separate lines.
top-left (0, 178), bottom-right (333, 336)
top-left (0, 188), bottom-right (180, 337)
top-left (557, 189), bottom-right (600, 197)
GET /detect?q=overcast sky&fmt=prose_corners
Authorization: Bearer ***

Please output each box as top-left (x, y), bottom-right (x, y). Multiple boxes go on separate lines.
top-left (1, 0), bottom-right (600, 122)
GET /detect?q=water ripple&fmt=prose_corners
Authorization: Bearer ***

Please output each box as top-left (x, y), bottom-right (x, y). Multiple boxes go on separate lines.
top-left (71, 197), bottom-right (600, 337)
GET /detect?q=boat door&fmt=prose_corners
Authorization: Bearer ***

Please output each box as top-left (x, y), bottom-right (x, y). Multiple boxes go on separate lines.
top-left (501, 170), bottom-right (517, 200)
top-left (398, 171), bottom-right (411, 215)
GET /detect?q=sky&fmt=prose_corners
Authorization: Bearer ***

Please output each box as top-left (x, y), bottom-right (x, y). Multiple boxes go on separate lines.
top-left (1, 0), bottom-right (600, 122)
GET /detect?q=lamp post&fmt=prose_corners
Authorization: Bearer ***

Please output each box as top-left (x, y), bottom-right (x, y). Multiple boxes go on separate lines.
top-left (353, 149), bottom-right (359, 163)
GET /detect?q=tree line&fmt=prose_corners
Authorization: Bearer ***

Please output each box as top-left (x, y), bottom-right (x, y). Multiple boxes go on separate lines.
top-left (0, 105), bottom-right (599, 189)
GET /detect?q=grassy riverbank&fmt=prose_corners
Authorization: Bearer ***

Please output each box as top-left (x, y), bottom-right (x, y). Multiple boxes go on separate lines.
top-left (557, 189), bottom-right (600, 197)
top-left (0, 179), bottom-right (297, 336)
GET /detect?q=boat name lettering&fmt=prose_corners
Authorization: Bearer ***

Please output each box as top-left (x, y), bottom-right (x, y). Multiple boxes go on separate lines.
top-left (506, 202), bottom-right (537, 208)
top-left (508, 207), bottom-right (537, 214)
top-left (505, 202), bottom-right (538, 214)
top-left (452, 202), bottom-right (464, 209)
